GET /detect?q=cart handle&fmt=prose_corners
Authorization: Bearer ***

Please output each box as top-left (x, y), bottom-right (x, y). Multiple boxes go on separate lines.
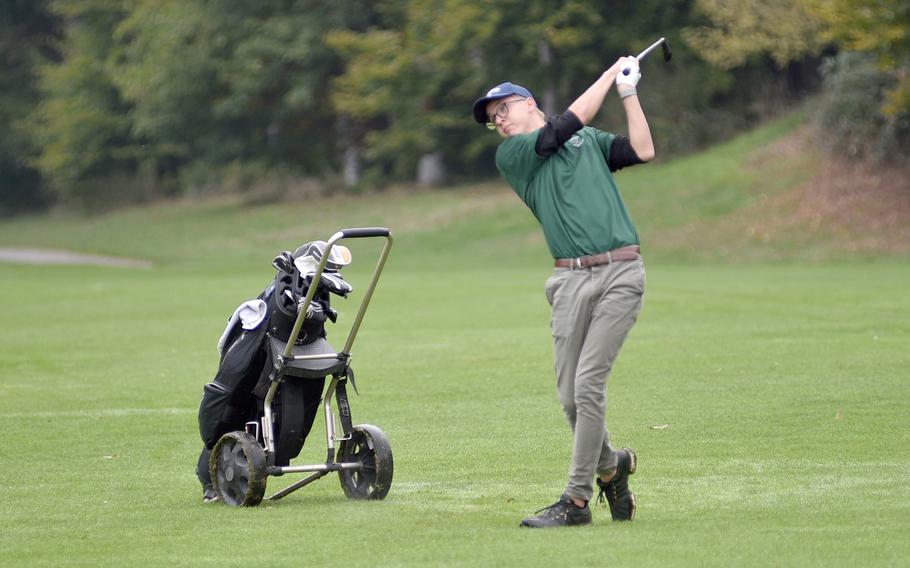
top-left (339, 227), bottom-right (391, 239)
top-left (282, 227), bottom-right (393, 361)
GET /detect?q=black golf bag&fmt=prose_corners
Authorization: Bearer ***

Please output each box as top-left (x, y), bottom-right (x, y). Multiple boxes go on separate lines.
top-left (195, 252), bottom-right (351, 489)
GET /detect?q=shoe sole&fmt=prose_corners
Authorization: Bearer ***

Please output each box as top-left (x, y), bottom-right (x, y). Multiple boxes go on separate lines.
top-left (621, 448), bottom-right (637, 522)
top-left (519, 518), bottom-right (592, 528)
top-left (624, 447), bottom-right (637, 476)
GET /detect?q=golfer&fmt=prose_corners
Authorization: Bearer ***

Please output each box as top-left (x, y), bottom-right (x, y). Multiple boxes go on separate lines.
top-left (472, 56), bottom-right (653, 527)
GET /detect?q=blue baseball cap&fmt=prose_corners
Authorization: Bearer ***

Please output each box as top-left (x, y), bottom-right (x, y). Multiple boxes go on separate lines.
top-left (472, 82), bottom-right (535, 124)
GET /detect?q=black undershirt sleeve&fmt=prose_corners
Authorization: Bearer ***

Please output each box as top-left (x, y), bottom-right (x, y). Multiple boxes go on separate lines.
top-left (535, 111), bottom-right (644, 172)
top-left (535, 111), bottom-right (584, 157)
top-left (607, 135), bottom-right (644, 172)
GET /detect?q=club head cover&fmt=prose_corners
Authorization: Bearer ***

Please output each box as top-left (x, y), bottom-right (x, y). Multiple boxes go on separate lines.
top-left (293, 241), bottom-right (353, 273)
top-left (302, 272), bottom-right (353, 297)
top-left (272, 250), bottom-right (295, 273)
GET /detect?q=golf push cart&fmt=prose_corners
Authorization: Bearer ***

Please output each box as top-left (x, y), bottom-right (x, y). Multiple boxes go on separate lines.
top-left (207, 227), bottom-right (394, 506)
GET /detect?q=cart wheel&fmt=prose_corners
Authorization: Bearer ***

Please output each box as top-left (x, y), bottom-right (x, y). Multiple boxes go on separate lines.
top-left (337, 424), bottom-right (393, 500)
top-left (209, 431), bottom-right (268, 507)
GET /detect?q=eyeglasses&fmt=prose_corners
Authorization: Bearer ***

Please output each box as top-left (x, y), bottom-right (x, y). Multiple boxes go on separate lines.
top-left (486, 97), bottom-right (527, 130)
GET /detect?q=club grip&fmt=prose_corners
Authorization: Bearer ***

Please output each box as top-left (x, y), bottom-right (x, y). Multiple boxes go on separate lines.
top-left (339, 227), bottom-right (391, 239)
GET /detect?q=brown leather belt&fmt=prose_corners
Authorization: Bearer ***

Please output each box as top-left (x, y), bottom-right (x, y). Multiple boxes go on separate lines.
top-left (554, 245), bottom-right (641, 269)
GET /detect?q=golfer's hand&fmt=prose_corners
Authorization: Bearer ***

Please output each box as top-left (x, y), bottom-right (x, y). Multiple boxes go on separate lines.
top-left (605, 58), bottom-right (622, 75)
top-left (615, 56), bottom-right (641, 92)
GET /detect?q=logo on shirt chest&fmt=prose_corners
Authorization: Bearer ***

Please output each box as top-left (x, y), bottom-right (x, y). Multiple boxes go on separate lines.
top-left (567, 135), bottom-right (584, 148)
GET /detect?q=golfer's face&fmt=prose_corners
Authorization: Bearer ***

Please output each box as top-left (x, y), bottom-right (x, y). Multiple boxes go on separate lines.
top-left (486, 97), bottom-right (530, 138)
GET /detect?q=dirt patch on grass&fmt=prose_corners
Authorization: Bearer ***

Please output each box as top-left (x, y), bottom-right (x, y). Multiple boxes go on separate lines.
top-left (651, 127), bottom-right (910, 261)
top-left (741, 153), bottom-right (910, 258)
top-left (0, 248), bottom-right (153, 268)
top-left (792, 159), bottom-right (910, 252)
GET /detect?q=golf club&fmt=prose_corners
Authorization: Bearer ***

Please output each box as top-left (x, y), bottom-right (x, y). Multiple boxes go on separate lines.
top-left (622, 37), bottom-right (672, 75)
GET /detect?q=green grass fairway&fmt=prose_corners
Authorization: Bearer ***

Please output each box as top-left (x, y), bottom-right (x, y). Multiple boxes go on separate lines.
top-left (1, 261), bottom-right (907, 566)
top-left (1, 115), bottom-right (908, 566)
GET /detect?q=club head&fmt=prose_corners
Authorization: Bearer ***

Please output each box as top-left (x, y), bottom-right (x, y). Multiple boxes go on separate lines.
top-left (634, 37), bottom-right (672, 65)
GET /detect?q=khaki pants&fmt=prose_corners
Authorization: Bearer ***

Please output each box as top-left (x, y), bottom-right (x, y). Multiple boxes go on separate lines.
top-left (544, 258), bottom-right (645, 502)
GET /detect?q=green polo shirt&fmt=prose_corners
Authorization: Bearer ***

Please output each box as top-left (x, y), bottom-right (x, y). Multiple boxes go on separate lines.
top-left (495, 126), bottom-right (639, 259)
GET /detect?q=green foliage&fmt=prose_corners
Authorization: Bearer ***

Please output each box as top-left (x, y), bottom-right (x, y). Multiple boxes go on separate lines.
top-left (29, 0), bottom-right (137, 206)
top-left (816, 51), bottom-right (910, 164)
top-left (683, 0), bottom-right (910, 161)
top-left (327, 0), bottom-right (501, 181)
top-left (684, 0), bottom-right (823, 69)
top-left (109, 1), bottom-right (216, 160)
top-left (809, 0), bottom-right (910, 117)
top-left (22, 0), bottom-right (363, 208)
top-left (109, 0), bottom-right (345, 178)
top-left (0, 1), bottom-right (56, 213)
top-left (327, 0), bottom-right (779, 180)
top-left (5, 0), bottom-right (838, 209)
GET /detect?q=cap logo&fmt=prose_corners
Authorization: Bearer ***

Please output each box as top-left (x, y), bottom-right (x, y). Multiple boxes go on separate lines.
top-left (487, 87), bottom-right (501, 96)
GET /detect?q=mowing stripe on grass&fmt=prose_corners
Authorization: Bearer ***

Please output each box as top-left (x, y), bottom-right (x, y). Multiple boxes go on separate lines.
top-left (0, 407), bottom-right (195, 418)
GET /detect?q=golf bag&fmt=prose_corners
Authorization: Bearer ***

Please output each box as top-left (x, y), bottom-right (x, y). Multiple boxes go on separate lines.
top-left (196, 243), bottom-right (352, 489)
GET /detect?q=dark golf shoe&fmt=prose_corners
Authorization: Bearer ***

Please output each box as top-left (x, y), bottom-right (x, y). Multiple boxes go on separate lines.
top-left (520, 494), bottom-right (592, 528)
top-left (596, 448), bottom-right (637, 521)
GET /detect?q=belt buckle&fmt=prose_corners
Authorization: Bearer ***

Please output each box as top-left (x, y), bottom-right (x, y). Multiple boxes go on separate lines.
top-left (572, 257), bottom-right (582, 270)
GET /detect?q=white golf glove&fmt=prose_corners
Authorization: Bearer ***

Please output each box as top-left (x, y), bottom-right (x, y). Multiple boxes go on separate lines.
top-left (615, 56), bottom-right (641, 90)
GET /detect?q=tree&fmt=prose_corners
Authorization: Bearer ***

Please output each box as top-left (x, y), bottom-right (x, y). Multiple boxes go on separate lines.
top-left (30, 0), bottom-right (136, 207)
top-left (8, 0), bottom-right (848, 209)
top-left (327, 0), bottom-right (502, 185)
top-left (816, 51), bottom-right (909, 162)
top-left (327, 0), bottom-right (781, 183)
top-left (683, 0), bottom-right (909, 162)
top-left (685, 0), bottom-right (909, 116)
top-left (809, 0), bottom-right (910, 116)
top-left (109, 0), bottom-right (346, 189)
top-left (0, 1), bottom-right (58, 213)
top-left (27, 0), bottom-right (358, 204)
top-left (683, 0), bottom-right (824, 69)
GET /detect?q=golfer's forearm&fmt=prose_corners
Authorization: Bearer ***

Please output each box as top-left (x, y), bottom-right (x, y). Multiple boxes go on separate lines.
top-left (568, 70), bottom-right (618, 125)
top-left (623, 96), bottom-right (655, 161)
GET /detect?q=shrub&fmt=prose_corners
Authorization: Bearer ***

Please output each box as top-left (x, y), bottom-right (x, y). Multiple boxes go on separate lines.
top-left (816, 51), bottom-right (910, 164)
